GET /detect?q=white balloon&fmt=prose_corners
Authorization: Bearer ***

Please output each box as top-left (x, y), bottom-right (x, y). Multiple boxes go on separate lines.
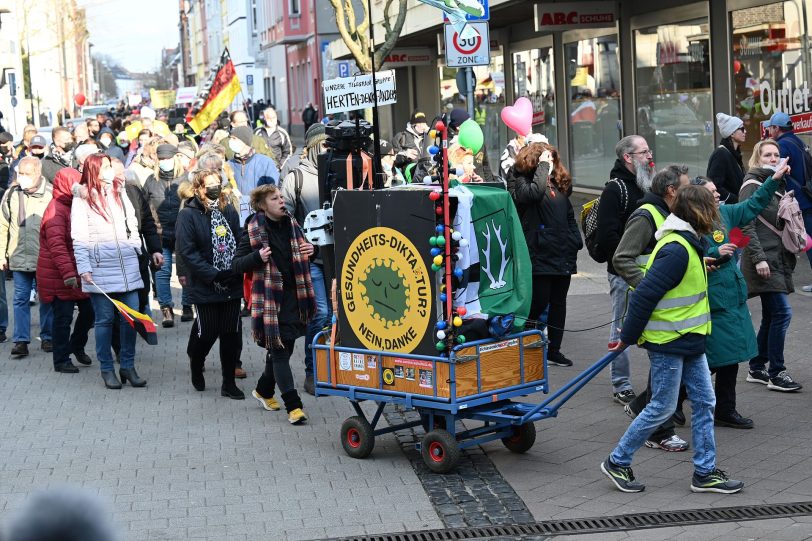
top-left (436, 330), bottom-right (446, 340)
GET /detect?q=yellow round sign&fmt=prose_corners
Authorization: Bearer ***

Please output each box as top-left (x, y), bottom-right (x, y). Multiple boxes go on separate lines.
top-left (215, 225), bottom-right (228, 237)
top-left (382, 368), bottom-right (395, 385)
top-left (341, 227), bottom-right (431, 353)
top-left (712, 230), bottom-right (724, 243)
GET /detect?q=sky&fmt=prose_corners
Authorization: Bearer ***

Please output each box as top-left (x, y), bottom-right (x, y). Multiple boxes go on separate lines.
top-left (78, 0), bottom-right (180, 73)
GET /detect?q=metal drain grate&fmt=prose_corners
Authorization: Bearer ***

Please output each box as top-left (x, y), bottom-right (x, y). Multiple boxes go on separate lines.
top-left (322, 501), bottom-right (812, 540)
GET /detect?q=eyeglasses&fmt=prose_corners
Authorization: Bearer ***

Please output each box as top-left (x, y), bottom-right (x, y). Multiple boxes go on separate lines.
top-left (627, 149), bottom-right (653, 156)
top-left (736, 127), bottom-right (746, 132)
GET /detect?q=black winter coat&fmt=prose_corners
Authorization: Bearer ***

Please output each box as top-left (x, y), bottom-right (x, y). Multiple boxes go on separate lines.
top-left (175, 197), bottom-right (243, 305)
top-left (143, 170), bottom-right (185, 249)
top-left (41, 154), bottom-right (70, 184)
top-left (706, 139), bottom-right (745, 204)
top-left (507, 162), bottom-right (583, 275)
top-left (125, 178), bottom-right (161, 273)
top-left (596, 159), bottom-right (646, 275)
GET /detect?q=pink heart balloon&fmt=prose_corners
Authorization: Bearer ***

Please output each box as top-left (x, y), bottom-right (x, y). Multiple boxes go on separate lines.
top-left (501, 97), bottom-right (533, 137)
top-left (804, 234), bottom-right (812, 252)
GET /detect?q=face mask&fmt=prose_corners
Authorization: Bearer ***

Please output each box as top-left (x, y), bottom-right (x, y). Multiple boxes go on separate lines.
top-left (16, 175), bottom-right (35, 190)
top-left (159, 159), bottom-right (175, 172)
top-left (101, 168), bottom-right (115, 183)
top-left (179, 157), bottom-right (191, 170)
top-left (99, 137), bottom-right (112, 148)
top-left (763, 163), bottom-right (777, 172)
top-left (228, 140), bottom-right (243, 155)
top-left (31, 152), bottom-right (44, 159)
top-left (205, 186), bottom-right (222, 200)
top-left (62, 141), bottom-right (75, 153)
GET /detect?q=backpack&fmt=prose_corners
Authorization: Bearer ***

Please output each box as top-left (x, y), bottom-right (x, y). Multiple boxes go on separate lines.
top-left (292, 168), bottom-right (306, 225)
top-left (784, 137), bottom-right (812, 200)
top-left (741, 179), bottom-right (807, 254)
top-left (581, 178), bottom-right (628, 263)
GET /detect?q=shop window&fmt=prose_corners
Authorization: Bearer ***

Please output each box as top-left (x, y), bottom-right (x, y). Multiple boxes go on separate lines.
top-left (512, 47), bottom-right (556, 147)
top-left (731, 1), bottom-right (810, 158)
top-left (634, 18), bottom-right (712, 176)
top-left (565, 35), bottom-right (621, 188)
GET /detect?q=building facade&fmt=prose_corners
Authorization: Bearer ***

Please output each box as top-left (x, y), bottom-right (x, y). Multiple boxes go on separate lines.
top-left (328, 0), bottom-right (812, 190)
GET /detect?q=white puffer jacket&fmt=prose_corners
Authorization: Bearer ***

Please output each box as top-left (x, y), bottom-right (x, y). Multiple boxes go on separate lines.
top-left (71, 182), bottom-right (144, 294)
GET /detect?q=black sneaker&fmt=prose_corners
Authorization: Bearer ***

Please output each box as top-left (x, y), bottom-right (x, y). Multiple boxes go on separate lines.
top-left (623, 404), bottom-right (637, 419)
top-left (715, 411), bottom-right (754, 429)
top-left (41, 340), bottom-right (53, 353)
top-left (691, 469), bottom-right (744, 494)
top-left (601, 459), bottom-right (645, 493)
top-left (767, 371), bottom-right (802, 392)
top-left (181, 305), bottom-right (194, 322)
top-left (746, 369), bottom-right (769, 385)
top-left (54, 363), bottom-right (79, 374)
top-left (73, 351), bottom-right (93, 366)
top-left (548, 350), bottom-right (573, 367)
top-left (10, 342), bottom-right (28, 358)
top-left (613, 389), bottom-right (636, 405)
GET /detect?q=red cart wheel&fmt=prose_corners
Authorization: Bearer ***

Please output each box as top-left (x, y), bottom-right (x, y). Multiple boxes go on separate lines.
top-left (501, 422), bottom-right (537, 453)
top-left (340, 416), bottom-right (375, 459)
top-left (421, 429), bottom-right (460, 473)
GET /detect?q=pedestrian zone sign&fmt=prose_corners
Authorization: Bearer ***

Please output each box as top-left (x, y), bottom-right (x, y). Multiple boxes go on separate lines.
top-left (444, 22), bottom-right (490, 67)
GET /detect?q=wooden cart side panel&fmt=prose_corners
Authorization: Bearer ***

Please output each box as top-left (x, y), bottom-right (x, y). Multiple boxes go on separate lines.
top-left (454, 335), bottom-right (545, 397)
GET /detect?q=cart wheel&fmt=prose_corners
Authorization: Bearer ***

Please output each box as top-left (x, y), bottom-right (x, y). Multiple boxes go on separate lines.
top-left (501, 423), bottom-right (537, 453)
top-left (421, 429), bottom-right (461, 474)
top-left (340, 416), bottom-right (375, 459)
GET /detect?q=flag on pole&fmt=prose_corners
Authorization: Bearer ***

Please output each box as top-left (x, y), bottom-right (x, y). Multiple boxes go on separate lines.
top-left (90, 281), bottom-right (159, 345)
top-left (189, 49), bottom-right (241, 134)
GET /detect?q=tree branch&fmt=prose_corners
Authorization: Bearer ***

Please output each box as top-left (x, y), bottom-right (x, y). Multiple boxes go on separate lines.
top-left (374, 0), bottom-right (408, 71)
top-left (329, 0), bottom-right (371, 72)
top-left (344, 0), bottom-right (357, 36)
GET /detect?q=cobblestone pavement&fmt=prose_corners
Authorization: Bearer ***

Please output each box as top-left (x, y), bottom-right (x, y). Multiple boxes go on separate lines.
top-left (0, 281), bottom-right (441, 540)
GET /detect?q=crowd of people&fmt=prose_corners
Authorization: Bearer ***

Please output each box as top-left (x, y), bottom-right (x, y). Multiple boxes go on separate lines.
top-left (0, 101), bottom-right (809, 490)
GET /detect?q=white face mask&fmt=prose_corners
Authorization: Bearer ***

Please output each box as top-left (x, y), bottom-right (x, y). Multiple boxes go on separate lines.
top-left (99, 137), bottom-right (112, 148)
top-left (159, 159), bottom-right (175, 172)
top-left (101, 168), bottom-right (115, 183)
top-left (16, 174), bottom-right (35, 190)
top-left (228, 139), bottom-right (243, 155)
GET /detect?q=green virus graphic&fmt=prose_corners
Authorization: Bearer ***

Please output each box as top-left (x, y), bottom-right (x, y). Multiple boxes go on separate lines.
top-left (358, 258), bottom-right (410, 328)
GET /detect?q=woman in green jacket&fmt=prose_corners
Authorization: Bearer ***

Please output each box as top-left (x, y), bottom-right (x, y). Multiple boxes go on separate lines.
top-left (687, 163), bottom-right (787, 429)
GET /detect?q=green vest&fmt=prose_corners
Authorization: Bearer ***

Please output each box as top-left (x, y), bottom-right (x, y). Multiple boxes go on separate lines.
top-left (474, 108), bottom-right (487, 126)
top-left (639, 232), bottom-right (711, 345)
top-left (634, 203), bottom-right (668, 271)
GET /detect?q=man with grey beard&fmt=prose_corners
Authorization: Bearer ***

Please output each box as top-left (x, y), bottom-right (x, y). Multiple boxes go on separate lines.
top-left (595, 135), bottom-right (655, 406)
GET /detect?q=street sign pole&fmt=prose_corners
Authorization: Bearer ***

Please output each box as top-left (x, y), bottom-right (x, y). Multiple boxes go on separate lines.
top-left (466, 68), bottom-right (475, 119)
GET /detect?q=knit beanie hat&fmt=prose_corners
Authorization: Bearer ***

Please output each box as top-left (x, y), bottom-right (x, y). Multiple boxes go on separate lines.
top-left (230, 126), bottom-right (253, 147)
top-left (716, 112), bottom-right (744, 139)
top-left (304, 123), bottom-right (327, 149)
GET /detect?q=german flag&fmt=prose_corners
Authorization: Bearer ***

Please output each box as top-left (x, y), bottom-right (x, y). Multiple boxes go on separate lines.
top-left (110, 299), bottom-right (159, 346)
top-left (189, 49), bottom-right (241, 134)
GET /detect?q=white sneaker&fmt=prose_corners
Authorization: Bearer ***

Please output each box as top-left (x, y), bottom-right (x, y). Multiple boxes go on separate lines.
top-left (801, 284), bottom-right (812, 293)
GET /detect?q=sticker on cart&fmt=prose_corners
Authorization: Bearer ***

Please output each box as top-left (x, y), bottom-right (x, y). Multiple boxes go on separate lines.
top-left (391, 358), bottom-right (433, 369)
top-left (419, 369), bottom-right (433, 388)
top-left (405, 367), bottom-right (415, 380)
top-left (339, 352), bottom-right (352, 371)
top-left (355, 373), bottom-right (370, 381)
top-left (383, 368), bottom-right (395, 385)
top-left (352, 353), bottom-right (365, 371)
top-left (366, 355), bottom-right (377, 369)
top-left (394, 365), bottom-right (405, 378)
top-left (479, 338), bottom-right (519, 353)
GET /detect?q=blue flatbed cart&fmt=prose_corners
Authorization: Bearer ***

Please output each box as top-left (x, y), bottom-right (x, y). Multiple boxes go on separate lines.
top-left (314, 329), bottom-right (620, 473)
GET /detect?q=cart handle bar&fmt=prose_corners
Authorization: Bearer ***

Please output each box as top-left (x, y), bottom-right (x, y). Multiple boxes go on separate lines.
top-left (520, 350), bottom-right (623, 424)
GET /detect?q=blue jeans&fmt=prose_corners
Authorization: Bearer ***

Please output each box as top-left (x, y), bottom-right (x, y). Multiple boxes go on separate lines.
top-left (90, 290), bottom-right (138, 373)
top-left (304, 263), bottom-right (331, 377)
top-left (610, 351), bottom-right (717, 475)
top-left (12, 271), bottom-right (52, 343)
top-left (803, 209), bottom-right (812, 268)
top-left (750, 292), bottom-right (792, 378)
top-left (608, 273), bottom-right (632, 393)
top-left (155, 248), bottom-right (189, 308)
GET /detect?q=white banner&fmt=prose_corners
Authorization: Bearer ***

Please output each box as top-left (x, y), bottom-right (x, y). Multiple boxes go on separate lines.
top-left (175, 86), bottom-right (198, 104)
top-left (322, 70), bottom-right (397, 114)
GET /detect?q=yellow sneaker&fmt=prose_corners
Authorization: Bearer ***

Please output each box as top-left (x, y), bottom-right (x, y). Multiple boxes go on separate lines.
top-left (288, 408), bottom-right (308, 424)
top-left (251, 390), bottom-right (280, 411)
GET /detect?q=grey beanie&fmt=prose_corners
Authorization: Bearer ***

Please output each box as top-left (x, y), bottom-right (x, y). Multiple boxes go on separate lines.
top-left (304, 123), bottom-right (327, 149)
top-left (230, 126), bottom-right (254, 147)
top-left (716, 112), bottom-right (744, 139)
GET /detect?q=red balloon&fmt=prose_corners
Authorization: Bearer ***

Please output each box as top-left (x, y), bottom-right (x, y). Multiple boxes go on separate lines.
top-left (733, 60), bottom-right (742, 74)
top-left (429, 191), bottom-right (441, 201)
top-left (74, 93), bottom-right (86, 106)
top-left (435, 121), bottom-right (446, 132)
top-left (456, 307), bottom-right (467, 316)
top-left (435, 207), bottom-right (443, 215)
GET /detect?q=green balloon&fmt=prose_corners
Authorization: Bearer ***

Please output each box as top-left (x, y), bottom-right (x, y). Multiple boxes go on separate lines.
top-left (458, 119), bottom-right (484, 154)
top-left (436, 341), bottom-right (446, 351)
top-left (429, 236), bottom-right (438, 247)
top-left (456, 335), bottom-right (466, 344)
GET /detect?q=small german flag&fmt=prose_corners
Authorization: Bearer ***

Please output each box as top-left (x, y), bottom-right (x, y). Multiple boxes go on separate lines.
top-left (111, 299), bottom-right (159, 345)
top-left (189, 48), bottom-right (242, 134)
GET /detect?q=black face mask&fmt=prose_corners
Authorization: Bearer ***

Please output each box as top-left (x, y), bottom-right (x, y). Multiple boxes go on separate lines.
top-left (31, 152), bottom-right (44, 160)
top-left (205, 186), bottom-right (222, 201)
top-left (61, 142), bottom-right (75, 153)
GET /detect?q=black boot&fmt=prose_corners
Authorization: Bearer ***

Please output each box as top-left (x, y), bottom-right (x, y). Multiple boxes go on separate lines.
top-left (119, 367), bottom-right (147, 387)
top-left (102, 371), bottom-right (122, 389)
top-left (220, 356), bottom-right (244, 399)
top-left (190, 356), bottom-right (205, 391)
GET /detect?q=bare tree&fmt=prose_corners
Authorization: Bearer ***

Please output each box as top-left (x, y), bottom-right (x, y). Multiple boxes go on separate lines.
top-left (329, 0), bottom-right (408, 73)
